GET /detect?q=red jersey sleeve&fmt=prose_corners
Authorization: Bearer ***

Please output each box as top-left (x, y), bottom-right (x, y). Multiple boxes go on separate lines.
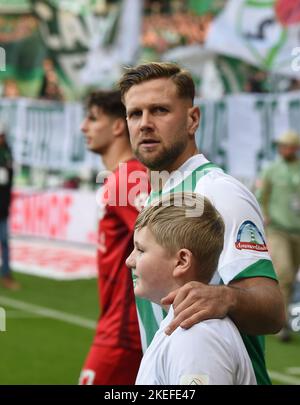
top-left (109, 161), bottom-right (150, 231)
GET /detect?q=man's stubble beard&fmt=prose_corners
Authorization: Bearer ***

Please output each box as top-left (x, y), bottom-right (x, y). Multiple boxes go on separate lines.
top-left (134, 137), bottom-right (187, 171)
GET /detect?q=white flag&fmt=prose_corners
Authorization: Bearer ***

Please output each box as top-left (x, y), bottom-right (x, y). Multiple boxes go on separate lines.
top-left (81, 0), bottom-right (143, 86)
top-left (205, 0), bottom-right (300, 78)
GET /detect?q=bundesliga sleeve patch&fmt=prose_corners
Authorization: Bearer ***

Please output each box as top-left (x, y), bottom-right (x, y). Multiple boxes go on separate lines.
top-left (235, 221), bottom-right (268, 252)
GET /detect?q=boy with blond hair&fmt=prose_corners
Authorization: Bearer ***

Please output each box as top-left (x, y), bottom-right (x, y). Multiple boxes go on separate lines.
top-left (126, 193), bottom-right (257, 385)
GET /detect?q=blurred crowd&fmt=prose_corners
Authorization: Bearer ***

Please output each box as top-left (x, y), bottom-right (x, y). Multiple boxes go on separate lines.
top-left (1, 57), bottom-right (65, 101)
top-left (142, 12), bottom-right (211, 53)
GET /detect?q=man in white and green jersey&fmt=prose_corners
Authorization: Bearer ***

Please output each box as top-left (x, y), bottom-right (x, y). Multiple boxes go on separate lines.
top-left (119, 62), bottom-right (285, 385)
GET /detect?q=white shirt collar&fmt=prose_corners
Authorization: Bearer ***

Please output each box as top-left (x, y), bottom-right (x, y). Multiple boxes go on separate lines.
top-left (162, 154), bottom-right (209, 192)
top-left (159, 305), bottom-right (174, 329)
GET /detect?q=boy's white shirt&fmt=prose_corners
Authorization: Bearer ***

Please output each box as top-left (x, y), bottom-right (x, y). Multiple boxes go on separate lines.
top-left (135, 306), bottom-right (257, 385)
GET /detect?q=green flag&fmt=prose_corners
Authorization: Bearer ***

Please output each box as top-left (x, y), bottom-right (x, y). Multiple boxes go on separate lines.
top-left (188, 0), bottom-right (225, 15)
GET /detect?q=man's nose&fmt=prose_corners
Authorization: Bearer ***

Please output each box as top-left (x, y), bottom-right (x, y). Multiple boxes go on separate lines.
top-left (140, 111), bottom-right (153, 131)
top-left (80, 118), bottom-right (88, 133)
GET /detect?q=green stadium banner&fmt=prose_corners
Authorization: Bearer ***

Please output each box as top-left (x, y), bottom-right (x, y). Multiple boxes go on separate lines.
top-left (1, 90), bottom-right (300, 184)
top-left (0, 14), bottom-right (47, 96)
top-left (29, 0), bottom-right (142, 96)
top-left (0, 0), bottom-right (141, 98)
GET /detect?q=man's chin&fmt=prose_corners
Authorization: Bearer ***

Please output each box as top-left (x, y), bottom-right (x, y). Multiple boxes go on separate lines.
top-left (88, 146), bottom-right (103, 155)
top-left (134, 151), bottom-right (164, 171)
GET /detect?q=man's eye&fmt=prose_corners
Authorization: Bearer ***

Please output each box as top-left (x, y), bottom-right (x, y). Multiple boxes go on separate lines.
top-left (137, 248), bottom-right (144, 253)
top-left (128, 111), bottom-right (141, 118)
top-left (153, 106), bottom-right (168, 114)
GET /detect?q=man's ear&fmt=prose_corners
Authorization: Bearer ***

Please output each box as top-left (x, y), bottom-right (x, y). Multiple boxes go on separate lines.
top-left (173, 248), bottom-right (193, 279)
top-left (187, 106), bottom-right (200, 136)
top-left (112, 117), bottom-right (126, 138)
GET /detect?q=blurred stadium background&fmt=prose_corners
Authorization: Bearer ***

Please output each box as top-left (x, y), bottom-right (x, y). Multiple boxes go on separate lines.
top-left (0, 0), bottom-right (300, 385)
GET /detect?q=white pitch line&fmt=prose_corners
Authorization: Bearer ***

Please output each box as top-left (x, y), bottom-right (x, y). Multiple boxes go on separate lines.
top-left (269, 370), bottom-right (300, 385)
top-left (0, 296), bottom-right (97, 330)
top-left (4, 310), bottom-right (40, 319)
top-left (285, 367), bottom-right (300, 375)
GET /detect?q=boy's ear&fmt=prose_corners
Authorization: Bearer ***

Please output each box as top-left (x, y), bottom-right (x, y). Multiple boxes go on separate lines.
top-left (112, 117), bottom-right (126, 138)
top-left (173, 249), bottom-right (193, 279)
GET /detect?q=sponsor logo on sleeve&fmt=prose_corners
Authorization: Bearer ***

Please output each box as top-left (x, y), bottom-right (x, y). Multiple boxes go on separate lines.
top-left (235, 221), bottom-right (268, 252)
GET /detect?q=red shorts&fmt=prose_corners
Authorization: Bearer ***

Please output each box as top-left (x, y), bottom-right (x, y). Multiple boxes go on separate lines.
top-left (79, 345), bottom-right (142, 385)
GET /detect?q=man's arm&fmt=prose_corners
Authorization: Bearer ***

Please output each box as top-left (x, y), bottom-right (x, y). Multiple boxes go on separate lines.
top-left (161, 277), bottom-right (285, 335)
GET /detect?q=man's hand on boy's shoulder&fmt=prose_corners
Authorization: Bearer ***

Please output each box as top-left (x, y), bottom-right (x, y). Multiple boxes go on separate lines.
top-left (161, 282), bottom-right (233, 335)
top-left (162, 277), bottom-right (284, 336)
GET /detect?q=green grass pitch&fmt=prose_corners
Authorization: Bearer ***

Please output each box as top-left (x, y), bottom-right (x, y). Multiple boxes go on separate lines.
top-left (1, 273), bottom-right (300, 384)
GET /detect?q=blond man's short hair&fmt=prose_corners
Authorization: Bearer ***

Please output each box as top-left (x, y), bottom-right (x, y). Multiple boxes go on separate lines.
top-left (136, 193), bottom-right (225, 283)
top-left (118, 62), bottom-right (195, 103)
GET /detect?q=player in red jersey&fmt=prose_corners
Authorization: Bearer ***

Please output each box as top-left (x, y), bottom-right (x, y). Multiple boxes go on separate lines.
top-left (79, 90), bottom-right (149, 385)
